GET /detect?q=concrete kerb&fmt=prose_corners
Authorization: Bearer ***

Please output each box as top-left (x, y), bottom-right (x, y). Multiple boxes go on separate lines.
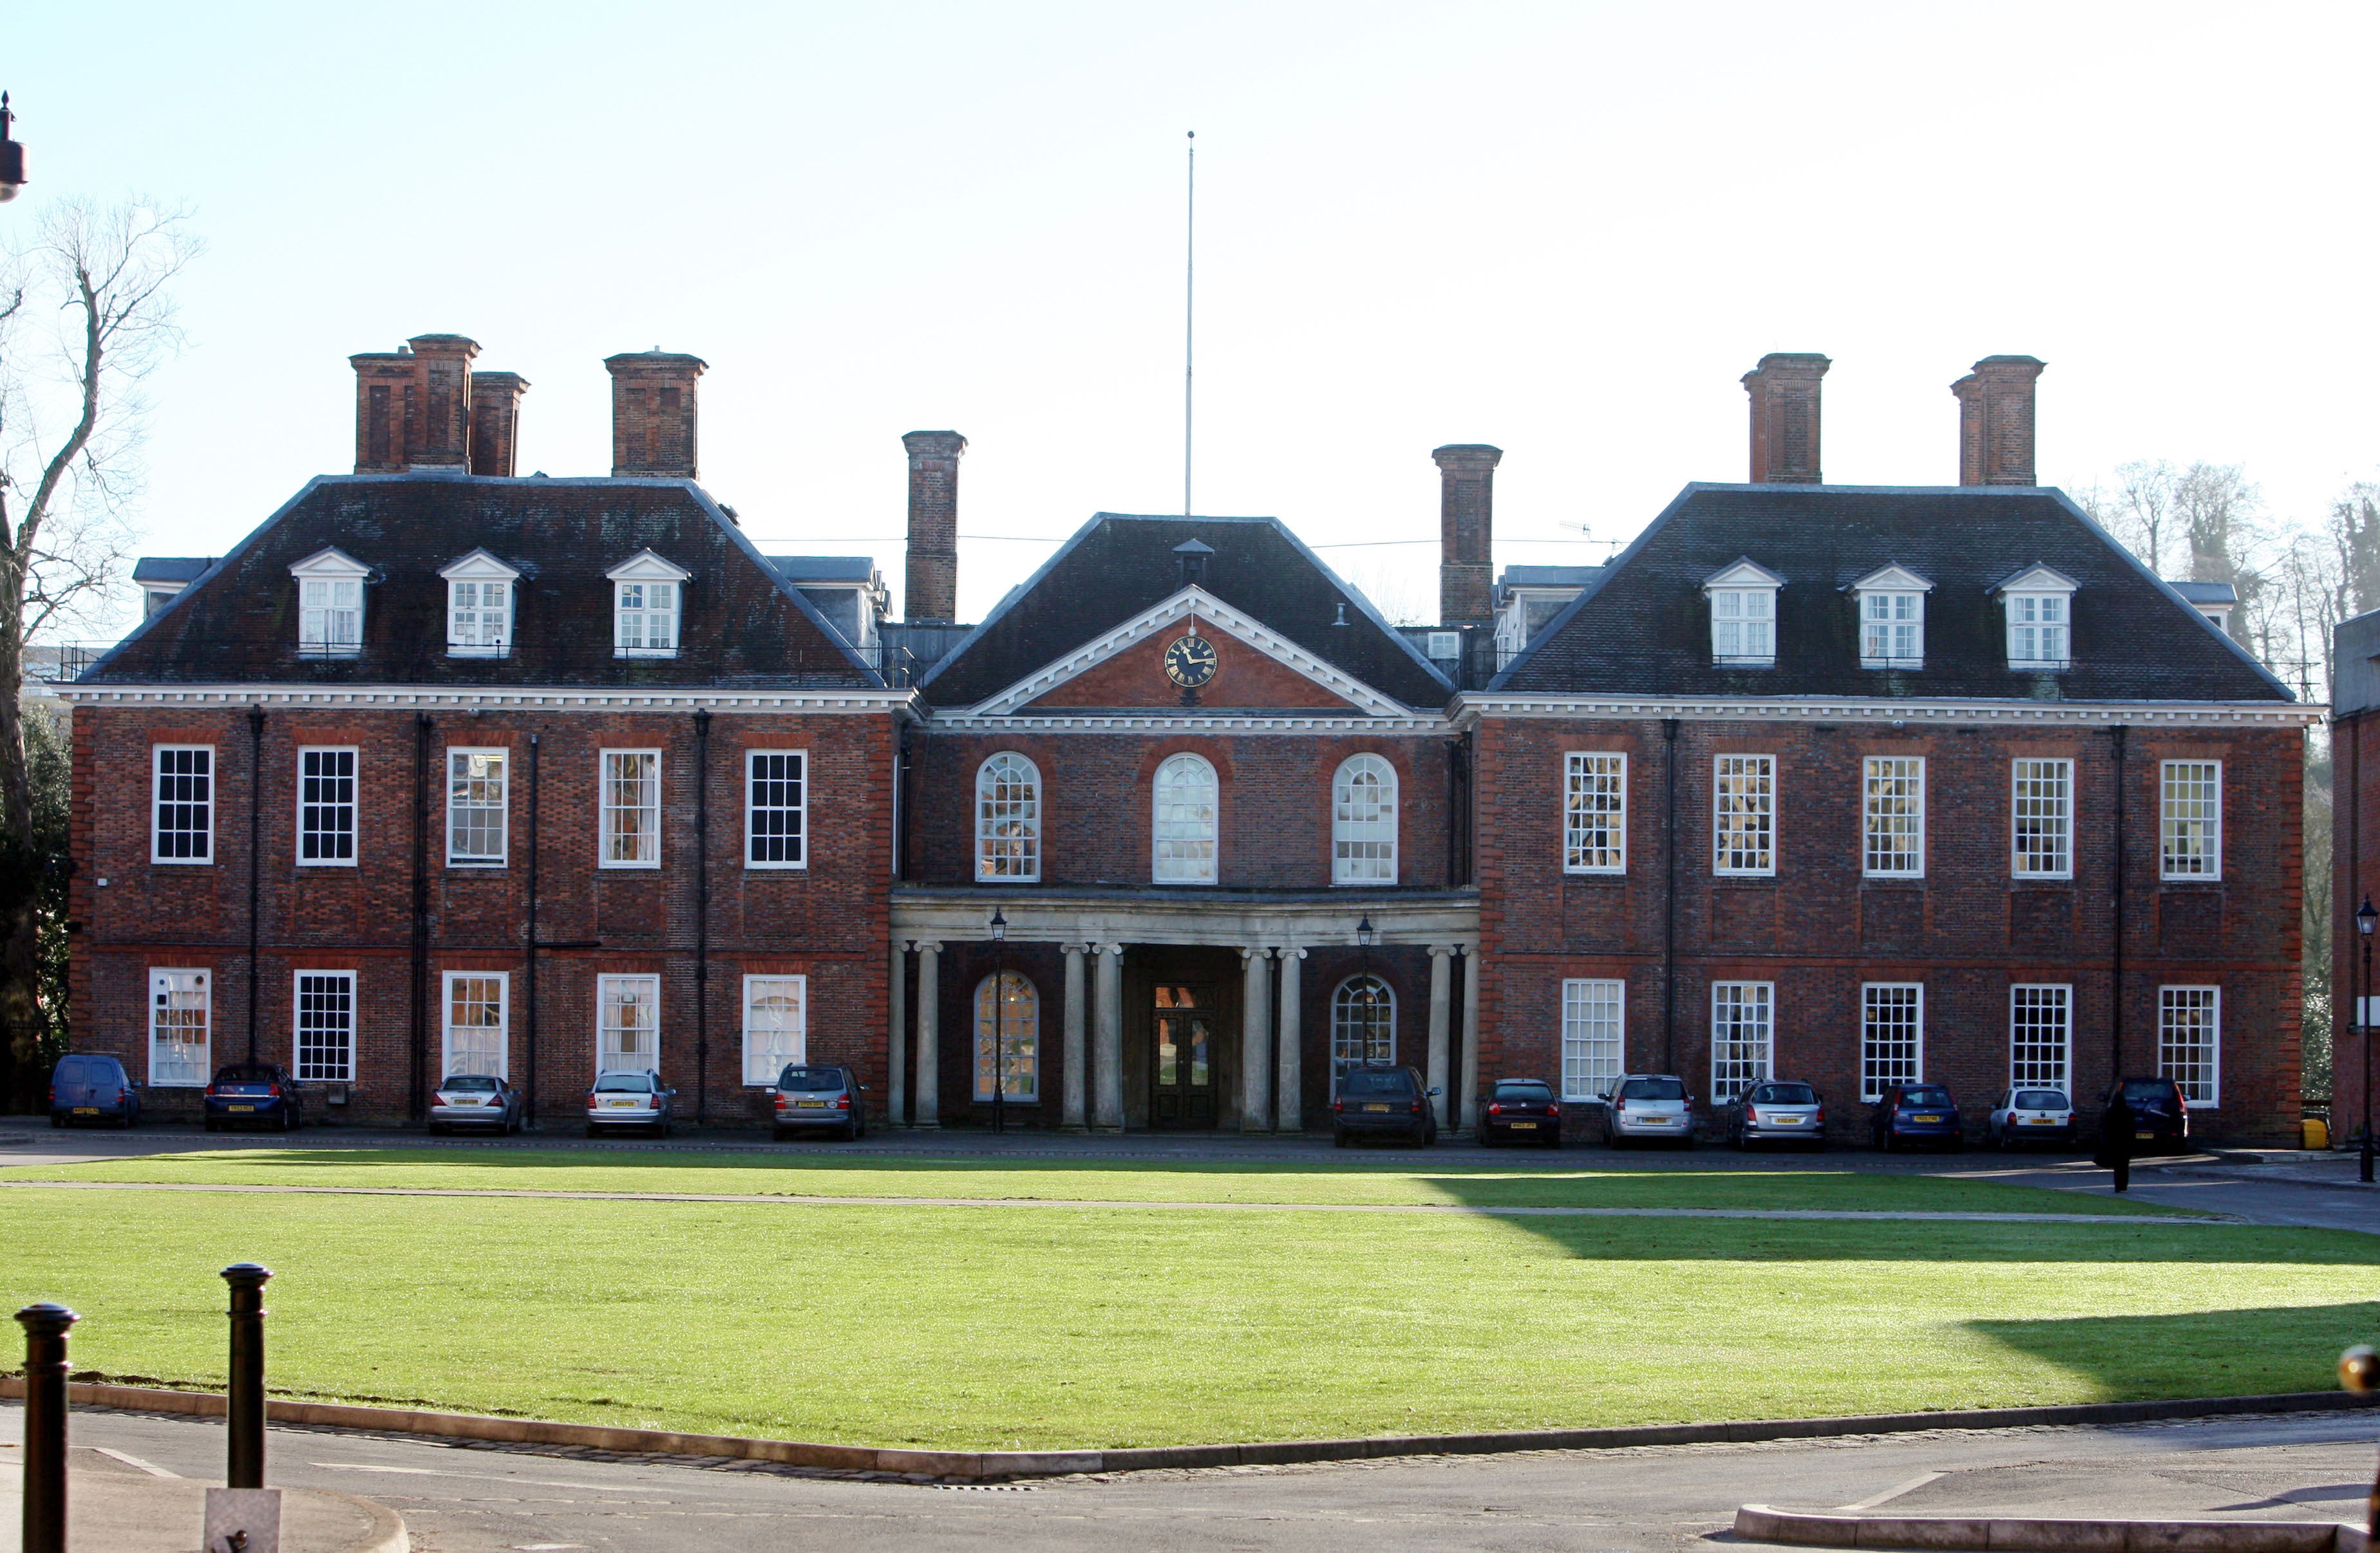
top-left (1735, 1505), bottom-right (2365, 1553)
top-left (3, 1377), bottom-right (2374, 1482)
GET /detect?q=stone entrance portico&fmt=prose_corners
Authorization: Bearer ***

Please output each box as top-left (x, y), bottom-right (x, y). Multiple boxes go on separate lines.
top-left (889, 887), bottom-right (1481, 1134)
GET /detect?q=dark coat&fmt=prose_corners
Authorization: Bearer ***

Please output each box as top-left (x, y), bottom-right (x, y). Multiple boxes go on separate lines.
top-left (2093, 1093), bottom-right (2137, 1169)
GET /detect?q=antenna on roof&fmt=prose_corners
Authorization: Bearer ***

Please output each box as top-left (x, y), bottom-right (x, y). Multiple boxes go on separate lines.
top-left (1184, 129), bottom-right (1195, 522)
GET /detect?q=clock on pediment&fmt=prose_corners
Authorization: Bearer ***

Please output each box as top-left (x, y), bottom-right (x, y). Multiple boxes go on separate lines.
top-left (1162, 631), bottom-right (1218, 690)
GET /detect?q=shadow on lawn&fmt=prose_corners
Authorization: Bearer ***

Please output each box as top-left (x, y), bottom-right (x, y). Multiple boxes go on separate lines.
top-left (1459, 1208), bottom-right (2380, 1264)
top-left (1969, 1300), bottom-right (2380, 1393)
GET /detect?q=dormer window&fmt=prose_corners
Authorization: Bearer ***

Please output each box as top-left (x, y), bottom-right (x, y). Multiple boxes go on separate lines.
top-left (288, 548), bottom-right (370, 658)
top-left (1994, 564), bottom-right (2078, 672)
top-left (1849, 565), bottom-right (1932, 670)
top-left (1703, 560), bottom-right (1783, 666)
top-left (439, 549), bottom-right (520, 658)
top-left (607, 551), bottom-right (690, 659)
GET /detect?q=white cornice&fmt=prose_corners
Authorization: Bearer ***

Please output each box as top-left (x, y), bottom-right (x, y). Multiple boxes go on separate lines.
top-left (1453, 694), bottom-right (2323, 728)
top-left (59, 684), bottom-right (914, 714)
top-left (965, 585), bottom-right (1412, 718)
top-left (931, 710), bottom-right (1451, 735)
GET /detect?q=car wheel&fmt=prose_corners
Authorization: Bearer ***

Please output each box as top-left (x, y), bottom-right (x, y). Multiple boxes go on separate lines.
top-left (1333, 1128), bottom-right (1349, 1148)
top-left (48, 1111), bottom-right (63, 1128)
top-left (585, 1124), bottom-right (601, 1138)
top-left (204, 1118), bottom-right (220, 1133)
top-left (1543, 1129), bottom-right (1561, 1151)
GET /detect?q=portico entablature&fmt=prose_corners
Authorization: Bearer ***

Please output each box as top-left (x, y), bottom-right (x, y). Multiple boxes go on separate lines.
top-left (888, 885), bottom-right (1479, 952)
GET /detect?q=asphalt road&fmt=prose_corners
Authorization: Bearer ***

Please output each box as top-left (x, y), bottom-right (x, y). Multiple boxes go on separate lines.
top-left (5, 1403), bottom-right (2378, 1552)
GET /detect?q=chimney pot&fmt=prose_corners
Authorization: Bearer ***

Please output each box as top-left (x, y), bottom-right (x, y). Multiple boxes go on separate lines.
top-left (1955, 355), bottom-right (2045, 485)
top-left (902, 431), bottom-right (967, 622)
top-left (1433, 444), bottom-right (1502, 626)
top-left (1742, 352), bottom-right (1830, 484)
top-left (605, 350), bottom-right (707, 479)
top-left (469, 372), bottom-right (529, 477)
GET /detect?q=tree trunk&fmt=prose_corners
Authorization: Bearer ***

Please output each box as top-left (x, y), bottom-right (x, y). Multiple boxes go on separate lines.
top-left (0, 504), bottom-right (37, 1112)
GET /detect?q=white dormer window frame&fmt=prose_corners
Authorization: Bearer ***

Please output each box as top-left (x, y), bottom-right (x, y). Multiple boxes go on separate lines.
top-left (1994, 564), bottom-right (2078, 672)
top-left (439, 549), bottom-right (521, 659)
top-left (607, 551), bottom-right (691, 659)
top-left (288, 548), bottom-right (370, 658)
top-left (1703, 560), bottom-right (1784, 667)
top-left (2197, 605), bottom-right (2233, 637)
top-left (1849, 564), bottom-right (1933, 670)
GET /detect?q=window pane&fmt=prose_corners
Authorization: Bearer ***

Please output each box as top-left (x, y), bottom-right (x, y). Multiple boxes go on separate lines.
top-left (1861, 984), bottom-right (1922, 1101)
top-left (973, 972), bottom-right (1039, 1101)
top-left (976, 753), bottom-right (1040, 881)
top-left (2010, 985), bottom-right (2070, 1089)
top-left (2159, 986), bottom-right (2219, 1105)
top-left (1863, 757), bottom-right (1923, 876)
top-left (1714, 755), bottom-right (1773, 874)
top-left (743, 977), bottom-right (806, 1085)
top-left (446, 750), bottom-right (507, 863)
top-left (599, 976), bottom-right (660, 1073)
top-left (1562, 979), bottom-right (1623, 1100)
top-left (295, 972), bottom-right (355, 1081)
top-left (1153, 755), bottom-right (1218, 883)
top-left (1332, 975), bottom-right (1395, 1068)
top-left (2012, 758), bottom-right (2071, 877)
top-left (2160, 762), bottom-right (2221, 878)
top-left (602, 751), bottom-right (659, 865)
top-left (154, 747), bottom-right (213, 861)
top-left (1332, 755), bottom-right (1397, 884)
top-left (1710, 982), bottom-right (1772, 1102)
top-left (747, 752), bottom-right (806, 865)
top-left (299, 748), bottom-right (357, 863)
top-left (443, 974), bottom-right (505, 1077)
top-left (1565, 753), bottom-right (1626, 872)
top-left (149, 969), bottom-right (210, 1086)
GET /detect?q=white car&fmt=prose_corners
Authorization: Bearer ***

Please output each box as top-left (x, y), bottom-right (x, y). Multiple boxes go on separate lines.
top-left (1987, 1087), bottom-right (2076, 1149)
top-left (1601, 1073), bottom-right (1694, 1147)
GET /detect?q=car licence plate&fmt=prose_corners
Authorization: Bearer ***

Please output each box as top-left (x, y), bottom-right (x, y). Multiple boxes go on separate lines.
top-left (1911, 1114), bottom-right (1942, 1123)
top-left (608, 1098), bottom-right (639, 1108)
top-left (2025, 1117), bottom-right (2055, 1125)
top-left (1772, 1116), bottom-right (1805, 1125)
top-left (1509, 1121), bottom-right (1537, 1130)
top-left (1363, 1103), bottom-right (1391, 1113)
top-left (228, 1104), bottom-right (254, 1113)
top-left (795, 1099), bottom-right (827, 1108)
top-left (2136, 1131), bottom-right (2155, 1140)
top-left (72, 1106), bottom-right (98, 1115)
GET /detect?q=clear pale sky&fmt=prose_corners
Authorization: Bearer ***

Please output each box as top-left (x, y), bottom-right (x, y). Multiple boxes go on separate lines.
top-left (12, 1), bottom-right (2374, 633)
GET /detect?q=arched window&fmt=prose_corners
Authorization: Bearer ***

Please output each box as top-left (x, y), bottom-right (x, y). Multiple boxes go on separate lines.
top-left (1332, 754), bottom-right (1397, 884)
top-left (1152, 753), bottom-right (1218, 884)
top-left (1332, 975), bottom-right (1395, 1075)
top-left (975, 752), bottom-right (1041, 881)
top-left (973, 972), bottom-right (1039, 1102)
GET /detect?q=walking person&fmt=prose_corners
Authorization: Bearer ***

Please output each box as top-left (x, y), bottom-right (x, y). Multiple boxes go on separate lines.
top-left (2095, 1084), bottom-right (2135, 1193)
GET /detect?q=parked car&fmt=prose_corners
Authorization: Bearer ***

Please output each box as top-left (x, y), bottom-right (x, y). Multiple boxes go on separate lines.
top-left (772, 1064), bottom-right (867, 1141)
top-left (2101, 1076), bottom-right (2191, 1154)
top-left (1332, 1065), bottom-right (1438, 1147)
top-left (203, 1062), bottom-right (304, 1133)
top-left (1724, 1080), bottom-right (1826, 1149)
top-left (48, 1053), bottom-right (140, 1129)
top-left (429, 1073), bottom-right (524, 1135)
top-left (1480, 1078), bottom-right (1561, 1147)
top-left (1987, 1087), bottom-right (2075, 1149)
top-left (1870, 1083), bottom-right (1963, 1152)
top-left (585, 1070), bottom-right (675, 1136)
top-left (1601, 1073), bottom-right (1694, 1147)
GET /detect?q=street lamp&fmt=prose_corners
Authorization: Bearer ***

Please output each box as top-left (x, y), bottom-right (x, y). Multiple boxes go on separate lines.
top-left (1354, 913), bottom-right (1377, 1087)
top-left (988, 906), bottom-right (1008, 1136)
top-left (2359, 896), bottom-right (2375, 1182)
top-left (0, 94), bottom-right (24, 203)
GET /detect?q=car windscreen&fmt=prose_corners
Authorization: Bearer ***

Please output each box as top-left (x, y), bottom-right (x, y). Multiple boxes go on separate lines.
top-left (1340, 1069), bottom-right (1415, 1097)
top-left (2014, 1089), bottom-right (2068, 1109)
top-left (779, 1068), bottom-right (844, 1092)
top-left (1749, 1084), bottom-right (1816, 1105)
top-left (1618, 1078), bottom-right (1686, 1100)
top-left (1493, 1082), bottom-right (1552, 1102)
top-left (442, 1075), bottom-right (498, 1092)
top-left (1898, 1087), bottom-right (1953, 1107)
top-left (2121, 1080), bottom-right (2178, 1105)
top-left (593, 1073), bottom-right (654, 1093)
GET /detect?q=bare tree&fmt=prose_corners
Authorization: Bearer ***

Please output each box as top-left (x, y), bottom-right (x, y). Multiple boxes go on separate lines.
top-left (2327, 482), bottom-right (2380, 623)
top-left (0, 200), bottom-right (199, 1104)
top-left (2083, 460), bottom-right (2180, 577)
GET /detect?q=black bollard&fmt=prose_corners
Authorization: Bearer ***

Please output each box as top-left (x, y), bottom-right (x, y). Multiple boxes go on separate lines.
top-left (17, 1302), bottom-right (79, 1553)
top-left (222, 1263), bottom-right (273, 1489)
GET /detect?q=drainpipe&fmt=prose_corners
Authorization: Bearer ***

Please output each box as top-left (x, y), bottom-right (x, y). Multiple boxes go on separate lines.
top-left (694, 708), bottom-right (712, 1124)
top-left (525, 733), bottom-right (540, 1127)
top-left (409, 714), bottom-right (433, 1121)
top-left (2110, 724), bottom-right (2128, 1086)
top-left (1662, 717), bottom-right (1680, 1073)
top-left (895, 724), bottom-right (914, 881)
top-left (245, 706), bottom-right (265, 1064)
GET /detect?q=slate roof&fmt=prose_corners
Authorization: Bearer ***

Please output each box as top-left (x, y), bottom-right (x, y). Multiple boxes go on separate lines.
top-left (916, 513), bottom-right (1454, 709)
top-left (2168, 580), bottom-right (2239, 607)
top-left (131, 557), bottom-right (214, 584)
top-left (768, 555), bottom-right (879, 584)
top-left (87, 475), bottom-right (880, 689)
top-left (1497, 564), bottom-right (1602, 589)
top-left (1493, 484), bottom-right (2293, 703)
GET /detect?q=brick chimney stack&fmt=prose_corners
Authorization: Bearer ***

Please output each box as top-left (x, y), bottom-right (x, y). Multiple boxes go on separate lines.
top-left (1433, 444), bottom-right (1502, 625)
top-left (349, 334), bottom-right (483, 473)
top-left (469, 372), bottom-right (529, 476)
top-left (605, 351), bottom-right (707, 478)
top-left (1742, 352), bottom-right (1831, 484)
top-left (902, 431), bottom-right (967, 623)
top-left (350, 349), bottom-right (415, 473)
top-left (1952, 355), bottom-right (2046, 485)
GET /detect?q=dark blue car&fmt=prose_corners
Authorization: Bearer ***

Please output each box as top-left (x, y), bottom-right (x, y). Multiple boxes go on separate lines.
top-left (204, 1062), bottom-right (305, 1132)
top-left (1871, 1082), bottom-right (1963, 1153)
top-left (49, 1053), bottom-right (140, 1128)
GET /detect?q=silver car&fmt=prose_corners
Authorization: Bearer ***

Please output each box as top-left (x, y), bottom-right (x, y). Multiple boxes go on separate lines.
top-left (1601, 1073), bottom-right (1694, 1146)
top-left (1987, 1087), bottom-right (2076, 1149)
top-left (1724, 1080), bottom-right (1825, 1149)
top-left (585, 1070), bottom-right (676, 1137)
top-left (430, 1073), bottom-right (522, 1135)
top-left (771, 1064), bottom-right (866, 1141)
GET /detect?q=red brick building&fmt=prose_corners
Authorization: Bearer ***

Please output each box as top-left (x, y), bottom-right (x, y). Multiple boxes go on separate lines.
top-left (63, 338), bottom-right (2314, 1143)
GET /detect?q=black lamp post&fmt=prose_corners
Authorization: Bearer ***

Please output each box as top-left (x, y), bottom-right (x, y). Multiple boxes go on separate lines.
top-left (988, 907), bottom-right (1008, 1136)
top-left (2359, 896), bottom-right (2375, 1182)
top-left (0, 94), bottom-right (24, 203)
top-left (1355, 912), bottom-right (1377, 1083)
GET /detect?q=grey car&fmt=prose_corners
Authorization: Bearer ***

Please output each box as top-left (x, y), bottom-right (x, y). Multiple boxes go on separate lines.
top-left (1600, 1073), bottom-right (1694, 1146)
top-left (771, 1064), bottom-right (866, 1141)
top-left (430, 1073), bottom-right (524, 1134)
top-left (586, 1070), bottom-right (676, 1137)
top-left (1723, 1080), bottom-right (1826, 1149)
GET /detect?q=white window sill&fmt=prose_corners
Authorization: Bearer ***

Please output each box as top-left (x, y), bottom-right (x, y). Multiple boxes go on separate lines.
top-left (1152, 878), bottom-right (1220, 887)
top-left (975, 875), bottom-right (1042, 885)
top-left (296, 859), bottom-right (359, 869)
top-left (298, 646), bottom-right (364, 659)
top-left (2011, 871), bottom-right (2075, 883)
top-left (745, 860), bottom-right (809, 871)
top-left (599, 862), bottom-right (663, 871)
top-left (615, 648), bottom-right (679, 659)
top-left (446, 859), bottom-right (508, 869)
top-left (448, 646), bottom-right (511, 659)
top-left (2009, 660), bottom-right (2072, 673)
top-left (1564, 865), bottom-right (1627, 876)
top-left (149, 857), bottom-right (214, 866)
top-left (1860, 658), bottom-right (1925, 670)
top-left (2160, 872), bottom-right (2223, 883)
top-left (1713, 869), bottom-right (1777, 878)
top-left (1864, 871), bottom-right (1925, 881)
top-left (1713, 657), bottom-right (1775, 668)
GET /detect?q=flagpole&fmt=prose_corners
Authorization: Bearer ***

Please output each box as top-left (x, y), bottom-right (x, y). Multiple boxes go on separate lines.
top-left (1185, 129), bottom-right (1195, 522)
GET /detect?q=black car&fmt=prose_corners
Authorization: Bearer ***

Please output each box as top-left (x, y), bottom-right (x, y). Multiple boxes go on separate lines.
top-left (1869, 1082), bottom-right (1963, 1153)
top-left (1480, 1078), bottom-right (1561, 1147)
top-left (2102, 1076), bottom-right (2191, 1154)
top-left (203, 1062), bottom-right (304, 1132)
top-left (1331, 1065), bottom-right (1439, 1147)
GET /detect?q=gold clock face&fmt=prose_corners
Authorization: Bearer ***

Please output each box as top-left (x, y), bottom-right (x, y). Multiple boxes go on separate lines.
top-left (1163, 633), bottom-right (1219, 688)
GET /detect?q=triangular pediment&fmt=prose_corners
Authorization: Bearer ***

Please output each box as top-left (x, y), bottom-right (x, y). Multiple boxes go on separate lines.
top-left (1702, 557), bottom-right (1785, 590)
top-left (966, 586), bottom-right (1402, 716)
top-left (1847, 562), bottom-right (1934, 594)
top-left (1992, 562), bottom-right (2078, 595)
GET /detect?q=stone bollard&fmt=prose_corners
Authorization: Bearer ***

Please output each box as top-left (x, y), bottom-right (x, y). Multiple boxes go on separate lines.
top-left (15, 1301), bottom-right (79, 1553)
top-left (2341, 1344), bottom-right (2379, 1546)
top-left (222, 1263), bottom-right (274, 1489)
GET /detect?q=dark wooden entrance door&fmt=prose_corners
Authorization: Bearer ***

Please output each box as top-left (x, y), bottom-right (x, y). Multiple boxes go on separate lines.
top-left (1150, 984), bottom-right (1220, 1130)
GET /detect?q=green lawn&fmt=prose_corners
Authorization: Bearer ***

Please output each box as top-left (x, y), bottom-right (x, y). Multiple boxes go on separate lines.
top-left (3, 1147), bottom-right (2202, 1215)
top-left (0, 1174), bottom-right (2361, 1450)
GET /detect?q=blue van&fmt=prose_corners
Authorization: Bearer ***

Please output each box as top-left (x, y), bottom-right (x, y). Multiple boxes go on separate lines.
top-left (50, 1053), bottom-right (140, 1128)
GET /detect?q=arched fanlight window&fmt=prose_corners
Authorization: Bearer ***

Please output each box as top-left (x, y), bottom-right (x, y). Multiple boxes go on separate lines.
top-left (973, 972), bottom-right (1039, 1102)
top-left (975, 752), bottom-right (1041, 881)
top-left (1332, 754), bottom-right (1397, 885)
top-left (1152, 752), bottom-right (1218, 884)
top-left (1332, 974), bottom-right (1395, 1071)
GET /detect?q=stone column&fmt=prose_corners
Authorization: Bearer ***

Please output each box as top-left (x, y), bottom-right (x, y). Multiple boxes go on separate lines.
top-left (1276, 947), bottom-right (1304, 1134)
top-left (1459, 947), bottom-right (1482, 1133)
top-left (1240, 948), bottom-right (1273, 1134)
top-left (888, 939), bottom-right (909, 1127)
top-left (1061, 945), bottom-right (1088, 1132)
top-left (1427, 946), bottom-right (1453, 1129)
top-left (1092, 943), bottom-right (1124, 1132)
top-left (914, 942), bottom-right (941, 1128)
